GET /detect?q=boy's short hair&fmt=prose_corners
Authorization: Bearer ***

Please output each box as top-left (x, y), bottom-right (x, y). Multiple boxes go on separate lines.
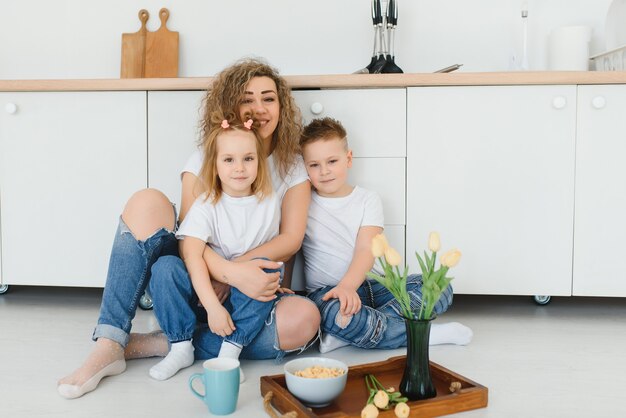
top-left (300, 117), bottom-right (348, 149)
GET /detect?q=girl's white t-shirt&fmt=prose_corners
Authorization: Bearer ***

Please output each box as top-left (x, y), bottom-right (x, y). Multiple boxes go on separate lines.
top-left (176, 192), bottom-right (281, 260)
top-left (302, 186), bottom-right (385, 292)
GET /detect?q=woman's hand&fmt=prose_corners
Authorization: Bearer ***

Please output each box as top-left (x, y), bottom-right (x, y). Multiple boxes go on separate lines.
top-left (276, 287), bottom-right (295, 294)
top-left (226, 259), bottom-right (281, 302)
top-left (322, 285), bottom-right (362, 316)
top-left (206, 304), bottom-right (236, 337)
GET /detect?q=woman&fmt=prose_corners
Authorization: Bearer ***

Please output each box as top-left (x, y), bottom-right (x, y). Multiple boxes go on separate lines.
top-left (58, 58), bottom-right (321, 399)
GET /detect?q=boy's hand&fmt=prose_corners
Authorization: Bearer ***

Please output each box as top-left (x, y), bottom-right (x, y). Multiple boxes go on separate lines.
top-left (206, 304), bottom-right (236, 337)
top-left (322, 285), bottom-right (362, 316)
top-left (276, 287), bottom-right (295, 294)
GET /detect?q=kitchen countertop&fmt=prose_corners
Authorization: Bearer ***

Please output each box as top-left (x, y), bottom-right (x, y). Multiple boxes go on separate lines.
top-left (1, 71), bottom-right (626, 91)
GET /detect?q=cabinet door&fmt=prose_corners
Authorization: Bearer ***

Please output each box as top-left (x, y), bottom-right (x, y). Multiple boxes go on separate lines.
top-left (293, 89), bottom-right (406, 157)
top-left (407, 86), bottom-right (576, 295)
top-left (148, 91), bottom-right (205, 208)
top-left (573, 85), bottom-right (626, 296)
top-left (0, 92), bottom-right (147, 287)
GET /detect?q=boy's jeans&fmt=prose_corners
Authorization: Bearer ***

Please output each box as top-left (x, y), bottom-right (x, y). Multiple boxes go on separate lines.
top-left (93, 217), bottom-right (314, 360)
top-left (307, 275), bottom-right (453, 349)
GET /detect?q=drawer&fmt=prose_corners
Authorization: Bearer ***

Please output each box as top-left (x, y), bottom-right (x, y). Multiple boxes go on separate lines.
top-left (293, 89), bottom-right (406, 158)
top-left (349, 158), bottom-right (405, 225)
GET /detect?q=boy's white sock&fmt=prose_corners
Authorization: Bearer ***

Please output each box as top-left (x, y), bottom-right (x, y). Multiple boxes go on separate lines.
top-left (218, 341), bottom-right (245, 383)
top-left (429, 322), bottom-right (473, 346)
top-left (319, 333), bottom-right (349, 354)
top-left (149, 340), bottom-right (195, 381)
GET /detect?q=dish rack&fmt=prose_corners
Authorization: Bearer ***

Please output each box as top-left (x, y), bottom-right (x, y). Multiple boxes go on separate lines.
top-left (590, 45), bottom-right (626, 71)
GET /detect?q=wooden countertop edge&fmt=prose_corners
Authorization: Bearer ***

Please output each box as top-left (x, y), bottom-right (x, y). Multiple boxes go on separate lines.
top-left (1, 71), bottom-right (626, 91)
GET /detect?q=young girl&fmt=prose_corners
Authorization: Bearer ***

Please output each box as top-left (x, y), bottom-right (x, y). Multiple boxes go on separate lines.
top-left (148, 111), bottom-right (284, 381)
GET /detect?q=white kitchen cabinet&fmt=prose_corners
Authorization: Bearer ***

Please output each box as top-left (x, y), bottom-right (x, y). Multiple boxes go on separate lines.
top-left (148, 91), bottom-right (206, 207)
top-left (406, 86), bottom-right (576, 296)
top-left (573, 85), bottom-right (626, 297)
top-left (0, 92), bottom-right (147, 287)
top-left (293, 89), bottom-right (406, 157)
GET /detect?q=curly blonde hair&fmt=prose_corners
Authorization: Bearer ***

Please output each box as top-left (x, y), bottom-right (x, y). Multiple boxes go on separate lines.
top-left (197, 110), bottom-right (272, 204)
top-left (200, 58), bottom-right (302, 179)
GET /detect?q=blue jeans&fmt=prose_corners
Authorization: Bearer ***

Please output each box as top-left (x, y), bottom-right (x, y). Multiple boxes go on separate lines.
top-left (307, 275), bottom-right (453, 349)
top-left (93, 217), bottom-right (315, 360)
top-left (148, 255), bottom-right (278, 353)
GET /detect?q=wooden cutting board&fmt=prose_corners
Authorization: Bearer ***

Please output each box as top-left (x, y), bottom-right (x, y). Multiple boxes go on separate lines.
top-left (120, 8), bottom-right (179, 78)
top-left (120, 9), bottom-right (149, 78)
top-left (145, 8), bottom-right (179, 78)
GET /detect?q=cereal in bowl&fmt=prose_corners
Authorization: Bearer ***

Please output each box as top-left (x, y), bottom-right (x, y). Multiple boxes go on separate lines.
top-left (294, 366), bottom-right (346, 379)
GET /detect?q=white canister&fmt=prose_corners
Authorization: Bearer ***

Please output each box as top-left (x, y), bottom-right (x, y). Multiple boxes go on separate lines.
top-left (548, 25), bottom-right (592, 71)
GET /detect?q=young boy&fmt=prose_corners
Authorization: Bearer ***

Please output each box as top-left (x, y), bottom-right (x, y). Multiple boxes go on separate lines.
top-left (300, 117), bottom-right (473, 353)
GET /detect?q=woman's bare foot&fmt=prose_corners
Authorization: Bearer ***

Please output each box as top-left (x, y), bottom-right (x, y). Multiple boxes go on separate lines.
top-left (57, 338), bottom-right (125, 399)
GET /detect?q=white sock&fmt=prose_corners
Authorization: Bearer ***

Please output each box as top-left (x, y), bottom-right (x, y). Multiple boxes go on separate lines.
top-left (58, 360), bottom-right (126, 399)
top-left (319, 333), bottom-right (349, 354)
top-left (429, 322), bottom-right (473, 346)
top-left (218, 341), bottom-right (245, 383)
top-left (149, 340), bottom-right (195, 381)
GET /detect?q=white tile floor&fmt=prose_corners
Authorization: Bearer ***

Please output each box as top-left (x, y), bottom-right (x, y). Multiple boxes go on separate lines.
top-left (1, 286), bottom-right (625, 418)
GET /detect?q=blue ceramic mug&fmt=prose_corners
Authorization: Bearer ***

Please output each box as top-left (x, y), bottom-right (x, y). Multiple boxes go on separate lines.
top-left (189, 358), bottom-right (240, 415)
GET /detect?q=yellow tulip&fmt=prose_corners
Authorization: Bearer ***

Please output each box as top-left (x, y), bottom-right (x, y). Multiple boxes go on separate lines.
top-left (441, 248), bottom-right (462, 268)
top-left (373, 390), bottom-right (389, 409)
top-left (361, 403), bottom-right (379, 418)
top-left (384, 247), bottom-right (402, 267)
top-left (371, 235), bottom-right (386, 258)
top-left (378, 234), bottom-right (390, 251)
top-left (394, 402), bottom-right (410, 418)
top-left (428, 231), bottom-right (441, 252)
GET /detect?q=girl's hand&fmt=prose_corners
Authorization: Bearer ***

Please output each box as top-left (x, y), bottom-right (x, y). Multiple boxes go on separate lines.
top-left (322, 285), bottom-right (362, 316)
top-left (228, 259), bottom-right (281, 302)
top-left (276, 287), bottom-right (295, 294)
top-left (212, 281), bottom-right (231, 304)
top-left (206, 304), bottom-right (236, 337)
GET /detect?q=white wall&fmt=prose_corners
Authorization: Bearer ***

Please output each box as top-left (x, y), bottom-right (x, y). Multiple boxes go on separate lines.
top-left (0, 0), bottom-right (614, 79)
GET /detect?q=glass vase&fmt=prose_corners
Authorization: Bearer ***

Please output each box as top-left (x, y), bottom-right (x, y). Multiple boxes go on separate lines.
top-left (400, 317), bottom-right (437, 401)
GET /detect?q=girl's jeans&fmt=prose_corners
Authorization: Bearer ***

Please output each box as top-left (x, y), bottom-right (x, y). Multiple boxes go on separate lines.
top-left (93, 217), bottom-right (314, 360)
top-left (307, 275), bottom-right (453, 349)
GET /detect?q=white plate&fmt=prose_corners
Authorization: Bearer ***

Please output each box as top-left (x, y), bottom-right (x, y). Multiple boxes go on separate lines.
top-left (605, 0), bottom-right (626, 50)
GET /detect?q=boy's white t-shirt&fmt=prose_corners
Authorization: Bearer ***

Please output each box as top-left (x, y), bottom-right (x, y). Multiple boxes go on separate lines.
top-left (181, 149), bottom-right (308, 201)
top-left (302, 186), bottom-right (384, 292)
top-left (176, 192), bottom-right (280, 260)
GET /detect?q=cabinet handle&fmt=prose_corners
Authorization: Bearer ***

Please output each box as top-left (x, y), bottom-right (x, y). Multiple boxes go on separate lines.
top-left (5, 103), bottom-right (18, 114)
top-left (552, 96), bottom-right (567, 110)
top-left (591, 96), bottom-right (606, 109)
top-left (310, 102), bottom-right (324, 115)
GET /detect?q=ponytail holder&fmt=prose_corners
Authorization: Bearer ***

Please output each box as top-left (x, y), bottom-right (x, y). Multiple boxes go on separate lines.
top-left (244, 119), bottom-right (253, 130)
top-left (221, 120), bottom-right (230, 129)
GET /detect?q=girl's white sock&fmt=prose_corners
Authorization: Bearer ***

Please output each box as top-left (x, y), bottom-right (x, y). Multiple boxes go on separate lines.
top-left (218, 341), bottom-right (245, 383)
top-left (149, 340), bottom-right (195, 381)
top-left (429, 322), bottom-right (473, 346)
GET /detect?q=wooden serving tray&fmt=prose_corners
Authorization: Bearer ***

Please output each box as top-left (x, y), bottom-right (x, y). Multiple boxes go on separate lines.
top-left (260, 355), bottom-right (488, 418)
